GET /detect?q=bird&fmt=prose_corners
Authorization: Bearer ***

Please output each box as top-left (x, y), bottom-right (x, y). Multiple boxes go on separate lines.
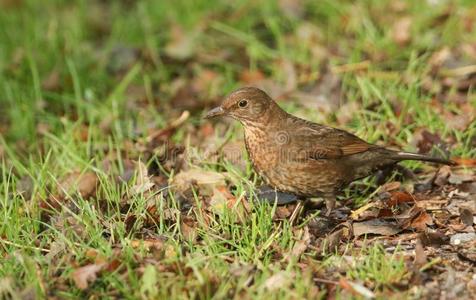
top-left (205, 87), bottom-right (454, 211)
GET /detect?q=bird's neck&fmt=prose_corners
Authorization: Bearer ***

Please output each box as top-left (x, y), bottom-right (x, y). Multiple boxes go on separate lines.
top-left (241, 103), bottom-right (288, 133)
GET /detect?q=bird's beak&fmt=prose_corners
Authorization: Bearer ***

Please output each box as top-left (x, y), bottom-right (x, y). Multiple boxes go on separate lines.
top-left (204, 106), bottom-right (225, 119)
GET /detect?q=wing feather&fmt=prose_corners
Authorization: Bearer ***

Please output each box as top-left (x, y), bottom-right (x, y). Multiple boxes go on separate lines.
top-left (290, 118), bottom-right (374, 160)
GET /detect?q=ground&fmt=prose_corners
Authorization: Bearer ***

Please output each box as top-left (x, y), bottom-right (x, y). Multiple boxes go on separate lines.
top-left (0, 0), bottom-right (475, 299)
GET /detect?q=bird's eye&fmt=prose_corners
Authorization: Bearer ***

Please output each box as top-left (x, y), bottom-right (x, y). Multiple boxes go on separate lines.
top-left (238, 100), bottom-right (248, 108)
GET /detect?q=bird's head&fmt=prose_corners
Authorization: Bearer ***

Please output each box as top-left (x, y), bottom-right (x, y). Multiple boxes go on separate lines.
top-left (205, 87), bottom-right (276, 124)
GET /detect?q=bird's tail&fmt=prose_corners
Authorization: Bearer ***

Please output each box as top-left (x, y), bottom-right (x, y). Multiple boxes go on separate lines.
top-left (392, 151), bottom-right (456, 165)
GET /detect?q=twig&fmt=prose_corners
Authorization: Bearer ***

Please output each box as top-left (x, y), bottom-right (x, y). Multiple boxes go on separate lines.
top-left (0, 239), bottom-right (50, 253)
top-left (313, 278), bottom-right (339, 285)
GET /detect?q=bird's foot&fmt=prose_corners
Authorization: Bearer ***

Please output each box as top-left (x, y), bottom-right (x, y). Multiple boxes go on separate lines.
top-left (305, 196), bottom-right (336, 217)
top-left (254, 186), bottom-right (299, 205)
top-left (325, 198), bottom-right (336, 217)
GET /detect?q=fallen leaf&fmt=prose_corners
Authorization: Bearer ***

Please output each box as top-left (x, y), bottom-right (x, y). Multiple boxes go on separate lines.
top-left (414, 239), bottom-right (427, 267)
top-left (409, 210), bottom-right (434, 231)
top-left (379, 181), bottom-right (401, 193)
top-left (72, 263), bottom-right (106, 290)
top-left (131, 160), bottom-right (155, 195)
top-left (263, 272), bottom-right (293, 291)
top-left (321, 229), bottom-right (343, 253)
top-left (275, 205), bottom-right (295, 219)
top-left (353, 219), bottom-right (401, 237)
top-left (453, 157), bottom-right (476, 167)
top-left (171, 169), bottom-right (226, 196)
top-left (181, 218), bottom-right (198, 241)
top-left (130, 237), bottom-right (166, 251)
top-left (339, 278), bottom-right (375, 299)
top-left (387, 191), bottom-right (414, 207)
top-left (286, 226), bottom-right (310, 261)
top-left (58, 171), bottom-right (99, 200)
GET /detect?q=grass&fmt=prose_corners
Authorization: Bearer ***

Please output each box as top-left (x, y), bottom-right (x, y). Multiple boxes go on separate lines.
top-left (1, 0), bottom-right (475, 299)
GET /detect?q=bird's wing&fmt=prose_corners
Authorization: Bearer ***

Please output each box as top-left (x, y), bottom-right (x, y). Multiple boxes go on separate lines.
top-left (291, 120), bottom-right (375, 160)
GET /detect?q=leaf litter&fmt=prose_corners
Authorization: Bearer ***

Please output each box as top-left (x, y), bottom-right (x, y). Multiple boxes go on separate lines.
top-left (3, 2), bottom-right (476, 299)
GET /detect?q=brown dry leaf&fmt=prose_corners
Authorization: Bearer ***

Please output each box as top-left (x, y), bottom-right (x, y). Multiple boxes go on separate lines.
top-left (72, 262), bottom-right (106, 290)
top-left (353, 219), bottom-right (402, 237)
top-left (275, 205), bottom-right (295, 219)
top-left (392, 17), bottom-right (412, 46)
top-left (131, 160), bottom-right (155, 195)
top-left (171, 169), bottom-right (226, 196)
top-left (409, 210), bottom-right (434, 231)
top-left (429, 47), bottom-right (452, 67)
top-left (286, 226), bottom-right (310, 261)
top-left (321, 229), bottom-right (344, 253)
top-left (85, 249), bottom-right (99, 260)
top-left (414, 238), bottom-right (427, 267)
top-left (209, 186), bottom-right (234, 212)
top-left (181, 218), bottom-right (198, 241)
top-left (264, 272), bottom-right (293, 291)
top-left (339, 278), bottom-right (375, 299)
top-left (387, 191), bottom-right (414, 207)
top-left (58, 171), bottom-right (99, 200)
top-left (130, 237), bottom-right (166, 251)
top-left (379, 181), bottom-right (401, 193)
top-left (453, 157), bottom-right (476, 167)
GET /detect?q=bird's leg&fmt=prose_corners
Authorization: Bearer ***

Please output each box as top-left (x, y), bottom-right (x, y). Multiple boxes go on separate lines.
top-left (324, 194), bottom-right (336, 217)
top-left (254, 185), bottom-right (298, 205)
top-left (304, 194), bottom-right (336, 216)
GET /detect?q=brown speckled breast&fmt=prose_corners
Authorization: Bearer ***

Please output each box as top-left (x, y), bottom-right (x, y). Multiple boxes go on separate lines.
top-left (243, 125), bottom-right (344, 197)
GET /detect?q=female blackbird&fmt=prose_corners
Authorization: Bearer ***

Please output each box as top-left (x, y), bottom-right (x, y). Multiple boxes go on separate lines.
top-left (205, 87), bottom-right (454, 207)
